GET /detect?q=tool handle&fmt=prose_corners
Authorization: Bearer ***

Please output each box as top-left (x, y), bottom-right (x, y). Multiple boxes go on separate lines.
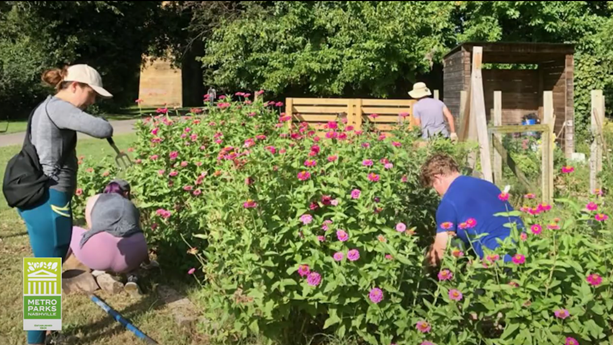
top-left (107, 137), bottom-right (115, 146)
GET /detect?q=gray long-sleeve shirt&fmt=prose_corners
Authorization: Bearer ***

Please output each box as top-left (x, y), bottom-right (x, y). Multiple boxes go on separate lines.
top-left (31, 95), bottom-right (114, 194)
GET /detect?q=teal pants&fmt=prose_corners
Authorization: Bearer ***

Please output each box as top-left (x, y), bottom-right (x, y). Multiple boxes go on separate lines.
top-left (18, 188), bottom-right (73, 344)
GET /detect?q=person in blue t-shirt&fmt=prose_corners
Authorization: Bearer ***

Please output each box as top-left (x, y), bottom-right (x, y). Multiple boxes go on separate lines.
top-left (420, 153), bottom-right (523, 267)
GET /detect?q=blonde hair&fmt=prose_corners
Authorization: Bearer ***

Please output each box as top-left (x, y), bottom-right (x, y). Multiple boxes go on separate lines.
top-left (419, 153), bottom-right (460, 187)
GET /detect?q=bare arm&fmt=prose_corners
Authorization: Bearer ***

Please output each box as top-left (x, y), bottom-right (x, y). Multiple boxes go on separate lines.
top-left (427, 232), bottom-right (451, 266)
top-left (85, 194), bottom-right (101, 230)
top-left (443, 106), bottom-right (456, 133)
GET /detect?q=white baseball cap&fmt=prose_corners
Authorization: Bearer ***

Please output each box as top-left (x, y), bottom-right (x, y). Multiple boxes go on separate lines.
top-left (64, 64), bottom-right (113, 99)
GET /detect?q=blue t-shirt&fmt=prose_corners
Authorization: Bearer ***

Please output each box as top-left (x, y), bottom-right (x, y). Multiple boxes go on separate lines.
top-left (435, 175), bottom-right (523, 262)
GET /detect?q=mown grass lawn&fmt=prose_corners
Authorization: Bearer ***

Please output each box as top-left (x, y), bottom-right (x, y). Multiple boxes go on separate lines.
top-left (0, 134), bottom-right (208, 345)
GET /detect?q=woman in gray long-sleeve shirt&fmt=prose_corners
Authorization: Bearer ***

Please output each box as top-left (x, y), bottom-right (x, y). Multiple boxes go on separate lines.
top-left (18, 64), bottom-right (114, 345)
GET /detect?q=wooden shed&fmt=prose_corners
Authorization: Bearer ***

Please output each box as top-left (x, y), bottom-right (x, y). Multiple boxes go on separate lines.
top-left (443, 42), bottom-right (575, 157)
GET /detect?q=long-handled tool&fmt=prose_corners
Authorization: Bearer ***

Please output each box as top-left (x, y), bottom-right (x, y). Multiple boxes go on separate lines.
top-left (107, 137), bottom-right (133, 170)
top-left (88, 293), bottom-right (159, 344)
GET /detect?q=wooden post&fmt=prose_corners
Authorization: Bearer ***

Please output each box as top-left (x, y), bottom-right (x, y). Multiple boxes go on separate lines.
top-left (433, 89), bottom-right (440, 100)
top-left (354, 99), bottom-right (363, 131)
top-left (470, 47), bottom-right (493, 182)
top-left (493, 91), bottom-right (502, 184)
top-left (590, 90), bottom-right (604, 194)
top-left (541, 91), bottom-right (554, 204)
top-left (285, 98), bottom-right (294, 130)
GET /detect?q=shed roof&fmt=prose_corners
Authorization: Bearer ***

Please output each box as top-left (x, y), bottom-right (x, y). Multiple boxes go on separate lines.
top-left (444, 41), bottom-right (575, 64)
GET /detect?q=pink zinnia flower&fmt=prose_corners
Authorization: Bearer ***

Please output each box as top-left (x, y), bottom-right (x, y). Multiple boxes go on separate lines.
top-left (384, 163), bottom-right (393, 169)
top-left (297, 171), bottom-right (311, 181)
top-left (595, 213), bottom-right (608, 221)
top-left (183, 185), bottom-right (193, 191)
top-left (363, 159), bottom-right (373, 166)
top-left (547, 223), bottom-right (560, 230)
top-left (327, 121), bottom-right (338, 130)
top-left (300, 214), bottom-right (313, 225)
top-left (347, 249), bottom-right (360, 261)
top-left (416, 321), bottom-right (431, 333)
top-left (512, 254), bottom-right (525, 265)
top-left (188, 268), bottom-right (196, 275)
top-left (351, 189), bottom-right (361, 199)
top-left (169, 170), bottom-right (178, 177)
top-left (561, 166), bottom-right (574, 173)
top-left (385, 254), bottom-right (393, 260)
top-left (180, 161), bottom-right (188, 168)
top-left (193, 189), bottom-right (202, 196)
top-left (169, 151), bottom-right (179, 160)
top-left (150, 154), bottom-right (159, 160)
top-left (396, 223), bottom-right (406, 232)
top-left (151, 127), bottom-right (159, 135)
top-left (438, 269), bottom-right (453, 281)
top-left (317, 236), bottom-right (325, 242)
top-left (298, 264), bottom-right (310, 277)
top-left (586, 202), bottom-right (598, 211)
top-left (243, 200), bottom-right (257, 208)
top-left (328, 155), bottom-right (338, 162)
top-left (554, 309), bottom-right (569, 319)
top-left (486, 254), bottom-right (499, 263)
top-left (369, 288), bottom-right (383, 304)
top-left (305, 159), bottom-right (317, 167)
top-left (565, 337), bottom-right (579, 345)
top-left (587, 273), bottom-right (602, 286)
top-left (448, 289), bottom-right (463, 301)
top-left (498, 192), bottom-right (509, 201)
top-left (392, 141), bottom-right (401, 147)
top-left (368, 173), bottom-right (380, 182)
top-left (333, 252), bottom-right (344, 261)
top-left (337, 230), bottom-right (348, 242)
top-left (520, 233), bottom-right (528, 241)
top-left (531, 224), bottom-right (542, 235)
top-left (307, 272), bottom-right (321, 286)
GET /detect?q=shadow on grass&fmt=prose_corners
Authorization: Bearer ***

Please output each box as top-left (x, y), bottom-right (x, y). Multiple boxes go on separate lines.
top-left (0, 231), bottom-right (28, 239)
top-left (62, 267), bottom-right (199, 345)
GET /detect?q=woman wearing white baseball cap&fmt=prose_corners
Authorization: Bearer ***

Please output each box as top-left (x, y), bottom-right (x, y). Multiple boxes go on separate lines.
top-left (7, 64), bottom-right (114, 345)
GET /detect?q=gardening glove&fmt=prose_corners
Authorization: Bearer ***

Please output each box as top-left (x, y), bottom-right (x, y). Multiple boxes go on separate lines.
top-left (141, 259), bottom-right (159, 270)
top-left (449, 132), bottom-right (458, 143)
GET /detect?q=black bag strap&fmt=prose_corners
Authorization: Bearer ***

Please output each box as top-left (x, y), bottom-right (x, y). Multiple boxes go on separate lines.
top-left (23, 98), bottom-right (78, 168)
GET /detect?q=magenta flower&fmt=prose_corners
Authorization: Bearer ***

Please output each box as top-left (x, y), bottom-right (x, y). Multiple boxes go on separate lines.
top-left (333, 252), bottom-right (344, 261)
top-left (420, 342), bottom-right (436, 345)
top-left (587, 273), bottom-right (602, 286)
top-left (396, 222), bottom-right (406, 233)
top-left (317, 236), bottom-right (325, 242)
top-left (243, 200), bottom-right (257, 208)
top-left (188, 268), bottom-right (195, 275)
top-left (307, 272), bottom-right (321, 286)
top-left (347, 249), bottom-right (360, 261)
top-left (304, 159), bottom-right (317, 167)
top-left (512, 254), bottom-right (526, 265)
top-left (298, 264), bottom-right (310, 277)
top-left (531, 224), bottom-right (542, 235)
top-left (151, 127), bottom-right (159, 136)
top-left (369, 288), bottom-right (383, 304)
top-left (437, 269), bottom-right (453, 281)
top-left (193, 189), bottom-right (202, 196)
top-left (520, 233), bottom-right (528, 241)
top-left (565, 337), bottom-right (579, 345)
top-left (586, 202), bottom-right (598, 211)
top-left (328, 155), bottom-right (338, 162)
top-left (297, 171), bottom-right (311, 181)
top-left (169, 151), bottom-right (179, 160)
top-left (368, 173), bottom-right (380, 182)
top-left (554, 309), bottom-right (569, 319)
top-left (351, 189), bottom-right (361, 199)
top-left (300, 214), bottom-right (313, 225)
top-left (363, 159), bottom-right (374, 167)
top-left (337, 230), bottom-right (348, 242)
top-left (448, 289), bottom-right (463, 301)
top-left (416, 321), bottom-right (431, 333)
top-left (595, 213), bottom-right (608, 221)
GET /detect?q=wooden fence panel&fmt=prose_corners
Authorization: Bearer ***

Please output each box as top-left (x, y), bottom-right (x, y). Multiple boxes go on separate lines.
top-left (286, 97), bottom-right (417, 132)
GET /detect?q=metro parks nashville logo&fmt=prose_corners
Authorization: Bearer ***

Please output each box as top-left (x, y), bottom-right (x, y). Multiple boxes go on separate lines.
top-left (23, 258), bottom-right (62, 330)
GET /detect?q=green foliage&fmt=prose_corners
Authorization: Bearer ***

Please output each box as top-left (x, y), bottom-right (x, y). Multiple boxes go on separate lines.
top-left (199, 1), bottom-right (457, 97)
top-left (0, 1), bottom-right (177, 115)
top-left (82, 96), bottom-right (613, 345)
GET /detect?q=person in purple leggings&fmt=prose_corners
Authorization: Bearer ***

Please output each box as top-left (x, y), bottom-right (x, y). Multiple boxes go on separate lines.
top-left (68, 179), bottom-right (157, 296)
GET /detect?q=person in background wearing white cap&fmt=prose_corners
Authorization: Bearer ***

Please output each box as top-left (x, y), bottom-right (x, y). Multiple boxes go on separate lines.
top-left (17, 64), bottom-right (114, 345)
top-left (409, 82), bottom-right (457, 142)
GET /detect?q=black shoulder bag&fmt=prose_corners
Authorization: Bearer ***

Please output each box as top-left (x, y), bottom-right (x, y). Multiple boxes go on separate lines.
top-left (2, 102), bottom-right (75, 209)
